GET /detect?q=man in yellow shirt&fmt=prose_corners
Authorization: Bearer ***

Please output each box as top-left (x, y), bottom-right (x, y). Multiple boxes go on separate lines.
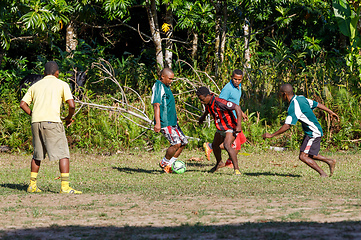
top-left (20, 61), bottom-right (81, 194)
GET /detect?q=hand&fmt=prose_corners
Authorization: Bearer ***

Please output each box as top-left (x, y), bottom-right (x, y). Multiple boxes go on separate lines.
top-left (262, 133), bottom-right (273, 139)
top-left (198, 116), bottom-right (205, 125)
top-left (154, 123), bottom-right (161, 133)
top-left (331, 112), bottom-right (340, 122)
top-left (64, 118), bottom-right (74, 127)
top-left (241, 112), bottom-right (249, 122)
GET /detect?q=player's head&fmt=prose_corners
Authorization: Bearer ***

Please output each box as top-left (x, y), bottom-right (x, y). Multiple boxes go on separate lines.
top-left (280, 83), bottom-right (294, 101)
top-left (44, 61), bottom-right (59, 77)
top-left (160, 68), bottom-right (174, 86)
top-left (231, 69), bottom-right (243, 88)
top-left (196, 87), bottom-right (212, 104)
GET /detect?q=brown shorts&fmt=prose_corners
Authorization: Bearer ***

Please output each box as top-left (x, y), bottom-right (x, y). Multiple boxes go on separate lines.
top-left (31, 122), bottom-right (70, 161)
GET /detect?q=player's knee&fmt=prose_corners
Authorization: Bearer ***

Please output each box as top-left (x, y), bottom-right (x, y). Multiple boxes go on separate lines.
top-left (174, 143), bottom-right (182, 149)
top-left (223, 142), bottom-right (232, 152)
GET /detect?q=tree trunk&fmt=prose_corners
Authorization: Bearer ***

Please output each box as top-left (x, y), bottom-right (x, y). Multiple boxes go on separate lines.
top-left (244, 19), bottom-right (251, 69)
top-left (164, 1), bottom-right (173, 69)
top-left (191, 31), bottom-right (198, 59)
top-left (214, 0), bottom-right (227, 81)
top-left (146, 0), bottom-right (164, 73)
top-left (66, 21), bottom-right (78, 55)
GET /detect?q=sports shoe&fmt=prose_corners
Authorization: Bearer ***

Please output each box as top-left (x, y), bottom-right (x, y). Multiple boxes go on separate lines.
top-left (203, 142), bottom-right (213, 161)
top-left (163, 165), bottom-right (173, 174)
top-left (159, 159), bottom-right (169, 168)
top-left (60, 187), bottom-right (82, 194)
top-left (27, 185), bottom-right (42, 193)
top-left (234, 169), bottom-right (241, 175)
top-left (225, 159), bottom-right (234, 168)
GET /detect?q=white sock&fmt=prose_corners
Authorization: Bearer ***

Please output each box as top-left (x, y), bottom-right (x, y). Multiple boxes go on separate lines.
top-left (169, 157), bottom-right (177, 165)
top-left (161, 157), bottom-right (170, 167)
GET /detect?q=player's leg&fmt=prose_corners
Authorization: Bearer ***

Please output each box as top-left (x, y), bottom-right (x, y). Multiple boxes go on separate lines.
top-left (28, 122), bottom-right (45, 193)
top-left (209, 132), bottom-right (225, 173)
top-left (299, 152), bottom-right (328, 177)
top-left (44, 122), bottom-right (82, 193)
top-left (172, 124), bottom-right (188, 160)
top-left (311, 154), bottom-right (336, 177)
top-left (299, 136), bottom-right (328, 177)
top-left (223, 132), bottom-right (241, 175)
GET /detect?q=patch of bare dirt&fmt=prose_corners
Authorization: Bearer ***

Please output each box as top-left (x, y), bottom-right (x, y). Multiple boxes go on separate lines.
top-left (1, 194), bottom-right (361, 239)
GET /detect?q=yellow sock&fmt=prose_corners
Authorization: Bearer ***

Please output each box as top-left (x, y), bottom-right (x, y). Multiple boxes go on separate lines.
top-left (30, 172), bottom-right (38, 186)
top-left (61, 173), bottom-right (70, 189)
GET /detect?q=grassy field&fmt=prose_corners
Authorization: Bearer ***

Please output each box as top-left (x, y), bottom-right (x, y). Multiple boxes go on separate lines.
top-left (1, 147), bottom-right (361, 239)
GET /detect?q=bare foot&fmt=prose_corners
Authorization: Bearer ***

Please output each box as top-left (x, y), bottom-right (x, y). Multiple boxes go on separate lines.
top-left (320, 174), bottom-right (328, 178)
top-left (328, 159), bottom-right (336, 177)
top-left (208, 161), bottom-right (225, 173)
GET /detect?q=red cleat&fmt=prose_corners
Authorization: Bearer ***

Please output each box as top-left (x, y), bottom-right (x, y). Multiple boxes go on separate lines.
top-left (225, 159), bottom-right (234, 168)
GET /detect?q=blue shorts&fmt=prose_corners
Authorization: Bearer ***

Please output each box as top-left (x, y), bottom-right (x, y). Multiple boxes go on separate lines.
top-left (160, 125), bottom-right (188, 146)
top-left (300, 135), bottom-right (321, 156)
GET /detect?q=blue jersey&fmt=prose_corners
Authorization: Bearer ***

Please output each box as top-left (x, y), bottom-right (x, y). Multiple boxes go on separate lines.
top-left (285, 95), bottom-right (323, 137)
top-left (219, 80), bottom-right (242, 118)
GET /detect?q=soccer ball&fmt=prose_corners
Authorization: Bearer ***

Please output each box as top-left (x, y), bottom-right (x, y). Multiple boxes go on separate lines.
top-left (172, 160), bottom-right (186, 174)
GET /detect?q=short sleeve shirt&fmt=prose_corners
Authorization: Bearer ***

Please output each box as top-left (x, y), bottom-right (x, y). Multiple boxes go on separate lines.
top-left (21, 75), bottom-right (73, 123)
top-left (285, 95), bottom-right (323, 137)
top-left (219, 80), bottom-right (242, 105)
top-left (206, 95), bottom-right (238, 131)
top-left (151, 80), bottom-right (177, 128)
top-left (219, 80), bottom-right (242, 118)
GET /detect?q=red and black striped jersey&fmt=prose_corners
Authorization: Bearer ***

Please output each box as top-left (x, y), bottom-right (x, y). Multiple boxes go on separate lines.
top-left (205, 95), bottom-right (238, 131)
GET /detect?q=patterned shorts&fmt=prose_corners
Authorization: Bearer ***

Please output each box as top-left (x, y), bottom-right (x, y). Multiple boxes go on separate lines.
top-left (300, 135), bottom-right (321, 156)
top-left (160, 125), bottom-right (188, 146)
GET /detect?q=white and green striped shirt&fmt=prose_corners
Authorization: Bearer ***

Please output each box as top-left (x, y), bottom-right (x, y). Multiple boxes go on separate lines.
top-left (285, 95), bottom-right (323, 137)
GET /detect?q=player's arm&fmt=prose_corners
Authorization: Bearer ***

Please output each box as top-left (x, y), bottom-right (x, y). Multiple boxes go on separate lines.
top-left (64, 99), bottom-right (75, 127)
top-left (198, 111), bottom-right (208, 125)
top-left (262, 124), bottom-right (291, 139)
top-left (153, 103), bottom-right (161, 133)
top-left (20, 100), bottom-right (32, 116)
top-left (316, 103), bottom-right (340, 122)
top-left (234, 104), bottom-right (243, 133)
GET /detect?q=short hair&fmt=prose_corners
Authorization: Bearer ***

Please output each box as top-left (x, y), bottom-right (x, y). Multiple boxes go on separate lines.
top-left (280, 83), bottom-right (294, 95)
top-left (44, 61), bottom-right (59, 75)
top-left (232, 69), bottom-right (243, 77)
top-left (160, 67), bottom-right (174, 77)
top-left (196, 87), bottom-right (210, 97)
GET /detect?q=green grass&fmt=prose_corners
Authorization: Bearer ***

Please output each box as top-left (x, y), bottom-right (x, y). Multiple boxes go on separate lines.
top-left (1, 147), bottom-right (361, 197)
top-left (1, 147), bottom-right (361, 239)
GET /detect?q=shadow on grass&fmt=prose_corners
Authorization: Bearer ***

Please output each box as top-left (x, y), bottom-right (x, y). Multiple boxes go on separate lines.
top-left (1, 221), bottom-right (360, 240)
top-left (243, 172), bottom-right (302, 178)
top-left (0, 183), bottom-right (60, 193)
top-left (112, 167), bottom-right (161, 174)
top-left (0, 183), bottom-right (27, 191)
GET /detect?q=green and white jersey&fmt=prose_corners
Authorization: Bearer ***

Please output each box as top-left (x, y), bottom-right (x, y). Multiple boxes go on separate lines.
top-left (285, 95), bottom-right (323, 137)
top-left (151, 80), bottom-right (177, 128)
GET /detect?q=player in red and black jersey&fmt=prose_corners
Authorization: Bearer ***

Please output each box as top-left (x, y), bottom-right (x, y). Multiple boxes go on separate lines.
top-left (196, 87), bottom-right (243, 175)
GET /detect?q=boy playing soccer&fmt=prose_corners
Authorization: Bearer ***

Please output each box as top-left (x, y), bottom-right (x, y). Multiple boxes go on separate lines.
top-left (151, 68), bottom-right (188, 173)
top-left (262, 83), bottom-right (339, 177)
top-left (196, 87), bottom-right (243, 175)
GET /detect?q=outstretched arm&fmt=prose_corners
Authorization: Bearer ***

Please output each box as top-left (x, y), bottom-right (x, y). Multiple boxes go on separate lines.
top-left (317, 103), bottom-right (340, 122)
top-left (262, 124), bottom-right (291, 139)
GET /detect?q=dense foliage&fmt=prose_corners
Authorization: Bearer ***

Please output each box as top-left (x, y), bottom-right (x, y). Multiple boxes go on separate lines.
top-left (1, 0), bottom-right (361, 153)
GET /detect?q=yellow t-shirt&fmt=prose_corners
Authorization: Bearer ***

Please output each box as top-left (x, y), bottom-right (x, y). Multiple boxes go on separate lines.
top-left (22, 75), bottom-right (73, 123)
